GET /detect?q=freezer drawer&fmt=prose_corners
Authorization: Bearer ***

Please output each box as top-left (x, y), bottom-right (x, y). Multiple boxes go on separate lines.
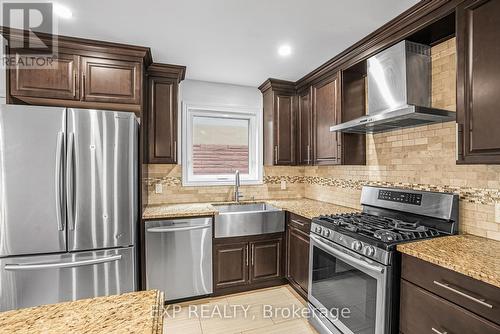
top-left (66, 109), bottom-right (138, 251)
top-left (145, 218), bottom-right (213, 301)
top-left (0, 247), bottom-right (135, 311)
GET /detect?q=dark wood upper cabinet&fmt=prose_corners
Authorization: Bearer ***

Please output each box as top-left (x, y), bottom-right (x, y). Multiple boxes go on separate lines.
top-left (147, 77), bottom-right (176, 163)
top-left (250, 238), bottom-right (282, 282)
top-left (457, 0), bottom-right (500, 164)
top-left (275, 95), bottom-right (294, 165)
top-left (297, 89), bottom-right (313, 165)
top-left (213, 241), bottom-right (249, 290)
top-left (260, 79), bottom-right (296, 166)
top-left (145, 64), bottom-right (185, 164)
top-left (313, 75), bottom-right (340, 165)
top-left (81, 57), bottom-right (141, 105)
top-left (3, 28), bottom-right (151, 114)
top-left (339, 65), bottom-right (366, 165)
top-left (10, 52), bottom-right (79, 100)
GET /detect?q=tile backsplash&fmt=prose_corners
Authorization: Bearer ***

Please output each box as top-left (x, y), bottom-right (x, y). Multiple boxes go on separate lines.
top-left (144, 164), bottom-right (304, 205)
top-left (143, 38), bottom-right (500, 241)
top-left (304, 38), bottom-right (500, 241)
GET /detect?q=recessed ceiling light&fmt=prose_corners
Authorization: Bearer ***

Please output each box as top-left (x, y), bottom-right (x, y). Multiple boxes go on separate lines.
top-left (54, 3), bottom-right (73, 19)
top-left (278, 44), bottom-right (292, 57)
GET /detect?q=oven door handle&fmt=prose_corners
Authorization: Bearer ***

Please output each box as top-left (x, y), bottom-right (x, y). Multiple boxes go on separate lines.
top-left (310, 234), bottom-right (385, 274)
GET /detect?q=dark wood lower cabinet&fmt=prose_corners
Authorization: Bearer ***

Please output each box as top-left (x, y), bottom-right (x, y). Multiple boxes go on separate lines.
top-left (400, 280), bottom-right (500, 334)
top-left (286, 226), bottom-right (309, 298)
top-left (213, 241), bottom-right (249, 290)
top-left (213, 233), bottom-right (285, 295)
top-left (400, 254), bottom-right (500, 334)
top-left (286, 213), bottom-right (311, 299)
top-left (250, 239), bottom-right (282, 282)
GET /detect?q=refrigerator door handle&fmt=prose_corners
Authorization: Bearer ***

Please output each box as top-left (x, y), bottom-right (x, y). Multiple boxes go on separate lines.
top-left (55, 132), bottom-right (65, 231)
top-left (4, 255), bottom-right (122, 271)
top-left (66, 133), bottom-right (76, 231)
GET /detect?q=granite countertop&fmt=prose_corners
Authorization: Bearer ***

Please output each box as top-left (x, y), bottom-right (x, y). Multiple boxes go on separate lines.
top-left (0, 290), bottom-right (164, 334)
top-left (142, 198), bottom-right (358, 220)
top-left (397, 235), bottom-right (500, 288)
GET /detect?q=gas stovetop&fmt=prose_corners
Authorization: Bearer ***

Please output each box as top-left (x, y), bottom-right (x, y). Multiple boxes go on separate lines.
top-left (314, 212), bottom-right (443, 245)
top-left (310, 186), bottom-right (459, 265)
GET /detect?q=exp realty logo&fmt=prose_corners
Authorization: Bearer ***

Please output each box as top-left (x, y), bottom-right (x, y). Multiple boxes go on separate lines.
top-left (1, 2), bottom-right (59, 69)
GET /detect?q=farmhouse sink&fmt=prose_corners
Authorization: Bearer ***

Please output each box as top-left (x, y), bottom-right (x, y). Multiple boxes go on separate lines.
top-left (213, 203), bottom-right (285, 238)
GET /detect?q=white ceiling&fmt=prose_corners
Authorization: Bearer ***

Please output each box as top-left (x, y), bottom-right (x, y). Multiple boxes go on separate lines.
top-left (19, 0), bottom-right (420, 86)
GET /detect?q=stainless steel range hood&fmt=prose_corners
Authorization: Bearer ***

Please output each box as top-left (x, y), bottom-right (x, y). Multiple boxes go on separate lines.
top-left (330, 40), bottom-right (455, 134)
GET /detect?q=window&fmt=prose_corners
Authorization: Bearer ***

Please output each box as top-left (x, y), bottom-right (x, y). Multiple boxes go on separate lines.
top-left (182, 103), bottom-right (262, 186)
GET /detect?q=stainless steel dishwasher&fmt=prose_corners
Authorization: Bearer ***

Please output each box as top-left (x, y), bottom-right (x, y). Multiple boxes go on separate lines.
top-left (145, 217), bottom-right (213, 301)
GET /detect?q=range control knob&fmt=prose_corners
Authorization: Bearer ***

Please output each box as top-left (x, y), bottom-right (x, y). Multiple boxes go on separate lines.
top-left (351, 241), bottom-right (363, 251)
top-left (363, 246), bottom-right (376, 257)
top-left (315, 226), bottom-right (322, 234)
top-left (323, 229), bottom-right (331, 238)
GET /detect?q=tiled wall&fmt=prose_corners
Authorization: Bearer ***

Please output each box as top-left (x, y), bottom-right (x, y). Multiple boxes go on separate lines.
top-left (144, 164), bottom-right (304, 205)
top-left (143, 38), bottom-right (500, 241)
top-left (304, 38), bottom-right (500, 241)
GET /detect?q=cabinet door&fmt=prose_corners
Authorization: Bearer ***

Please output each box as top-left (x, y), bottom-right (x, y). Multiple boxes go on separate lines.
top-left (250, 238), bottom-right (282, 282)
top-left (10, 53), bottom-right (79, 100)
top-left (81, 57), bottom-right (141, 104)
top-left (213, 242), bottom-right (248, 289)
top-left (286, 226), bottom-right (310, 296)
top-left (274, 94), bottom-right (295, 165)
top-left (297, 90), bottom-right (313, 165)
top-left (457, 0), bottom-right (500, 164)
top-left (313, 76), bottom-right (340, 165)
top-left (147, 77), bottom-right (177, 163)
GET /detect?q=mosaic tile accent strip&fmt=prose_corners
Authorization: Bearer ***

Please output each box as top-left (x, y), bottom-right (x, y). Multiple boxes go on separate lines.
top-left (143, 173), bottom-right (500, 205)
top-left (302, 176), bottom-right (500, 205)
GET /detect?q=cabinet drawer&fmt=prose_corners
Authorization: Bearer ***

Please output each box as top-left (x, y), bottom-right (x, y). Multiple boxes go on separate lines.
top-left (402, 254), bottom-right (500, 324)
top-left (288, 213), bottom-right (311, 233)
top-left (400, 280), bottom-right (500, 334)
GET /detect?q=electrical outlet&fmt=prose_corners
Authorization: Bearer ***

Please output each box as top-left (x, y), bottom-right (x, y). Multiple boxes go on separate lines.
top-left (280, 180), bottom-right (287, 190)
top-left (155, 183), bottom-right (163, 194)
top-left (495, 202), bottom-right (500, 223)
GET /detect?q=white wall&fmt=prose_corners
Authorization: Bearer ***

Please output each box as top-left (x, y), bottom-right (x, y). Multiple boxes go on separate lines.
top-left (0, 36), bottom-right (7, 103)
top-left (180, 79), bottom-right (262, 109)
top-left (178, 79), bottom-right (263, 163)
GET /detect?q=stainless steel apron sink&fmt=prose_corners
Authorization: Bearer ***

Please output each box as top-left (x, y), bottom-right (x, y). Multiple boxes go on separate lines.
top-left (213, 203), bottom-right (285, 238)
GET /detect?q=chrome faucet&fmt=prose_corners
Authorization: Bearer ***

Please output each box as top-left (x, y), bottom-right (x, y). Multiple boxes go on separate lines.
top-left (234, 170), bottom-right (243, 202)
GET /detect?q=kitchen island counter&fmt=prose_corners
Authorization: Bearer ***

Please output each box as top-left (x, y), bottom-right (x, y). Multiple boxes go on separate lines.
top-left (0, 290), bottom-right (164, 334)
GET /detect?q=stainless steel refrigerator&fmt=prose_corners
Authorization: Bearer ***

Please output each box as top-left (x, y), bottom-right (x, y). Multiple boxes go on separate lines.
top-left (0, 105), bottom-right (138, 311)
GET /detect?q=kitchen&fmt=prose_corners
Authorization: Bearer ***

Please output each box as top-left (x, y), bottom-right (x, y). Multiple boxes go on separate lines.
top-left (0, 0), bottom-right (499, 333)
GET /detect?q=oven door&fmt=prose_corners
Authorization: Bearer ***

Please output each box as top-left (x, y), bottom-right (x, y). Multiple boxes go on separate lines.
top-left (308, 234), bottom-right (389, 334)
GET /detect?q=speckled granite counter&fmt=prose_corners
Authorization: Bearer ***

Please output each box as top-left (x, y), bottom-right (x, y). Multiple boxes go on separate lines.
top-left (142, 198), bottom-right (357, 220)
top-left (398, 235), bottom-right (500, 288)
top-left (265, 199), bottom-right (357, 219)
top-left (0, 290), bottom-right (164, 334)
top-left (143, 202), bottom-right (217, 219)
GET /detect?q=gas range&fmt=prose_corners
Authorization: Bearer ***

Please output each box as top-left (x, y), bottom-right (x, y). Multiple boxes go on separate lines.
top-left (310, 186), bottom-right (459, 265)
top-left (307, 186), bottom-right (459, 334)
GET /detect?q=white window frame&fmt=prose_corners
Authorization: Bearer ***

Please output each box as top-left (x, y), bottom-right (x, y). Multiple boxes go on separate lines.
top-left (182, 102), bottom-right (263, 186)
